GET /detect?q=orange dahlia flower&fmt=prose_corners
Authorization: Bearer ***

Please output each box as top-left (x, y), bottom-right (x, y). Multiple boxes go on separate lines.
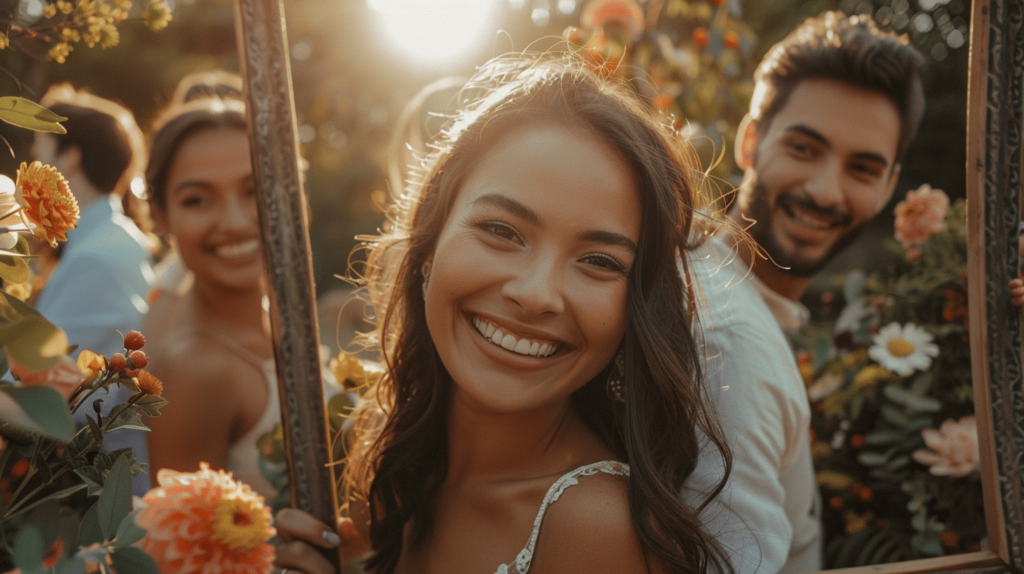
top-left (136, 463), bottom-right (275, 574)
top-left (15, 161), bottom-right (79, 247)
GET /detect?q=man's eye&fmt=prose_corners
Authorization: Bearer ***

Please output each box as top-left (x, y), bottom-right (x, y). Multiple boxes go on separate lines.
top-left (851, 163), bottom-right (882, 178)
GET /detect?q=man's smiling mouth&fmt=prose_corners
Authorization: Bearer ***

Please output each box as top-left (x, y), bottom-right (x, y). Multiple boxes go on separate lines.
top-left (472, 316), bottom-right (559, 358)
top-left (779, 194), bottom-right (852, 231)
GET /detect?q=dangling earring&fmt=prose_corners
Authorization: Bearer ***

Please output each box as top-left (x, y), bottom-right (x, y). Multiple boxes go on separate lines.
top-left (606, 352), bottom-right (625, 403)
top-left (421, 261), bottom-right (432, 299)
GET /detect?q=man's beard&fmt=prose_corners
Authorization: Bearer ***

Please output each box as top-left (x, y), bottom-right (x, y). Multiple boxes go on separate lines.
top-left (743, 181), bottom-right (866, 277)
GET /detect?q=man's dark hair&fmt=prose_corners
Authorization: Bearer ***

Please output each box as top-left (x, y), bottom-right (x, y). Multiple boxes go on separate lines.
top-left (40, 84), bottom-right (144, 198)
top-left (751, 11), bottom-right (925, 163)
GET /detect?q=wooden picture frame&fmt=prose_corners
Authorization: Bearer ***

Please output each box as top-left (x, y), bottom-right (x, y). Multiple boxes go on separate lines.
top-left (233, 0), bottom-right (1023, 572)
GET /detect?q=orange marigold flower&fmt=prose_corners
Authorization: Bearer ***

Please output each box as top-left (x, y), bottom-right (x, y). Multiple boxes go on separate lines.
top-left (136, 463), bottom-right (275, 574)
top-left (15, 161), bottom-right (79, 247)
top-left (136, 370), bottom-right (163, 396)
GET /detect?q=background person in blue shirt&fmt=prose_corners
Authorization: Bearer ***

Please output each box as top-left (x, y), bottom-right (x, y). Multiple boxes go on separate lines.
top-left (31, 83), bottom-right (155, 496)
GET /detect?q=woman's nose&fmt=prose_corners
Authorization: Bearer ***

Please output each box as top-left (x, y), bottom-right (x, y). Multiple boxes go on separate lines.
top-left (221, 194), bottom-right (257, 230)
top-left (501, 253), bottom-right (565, 316)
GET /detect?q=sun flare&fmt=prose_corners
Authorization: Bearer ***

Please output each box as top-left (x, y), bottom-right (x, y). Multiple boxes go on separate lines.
top-left (366, 0), bottom-right (500, 70)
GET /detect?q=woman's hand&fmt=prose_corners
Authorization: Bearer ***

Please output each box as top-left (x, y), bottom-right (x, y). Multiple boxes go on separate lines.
top-left (1011, 277), bottom-right (1024, 307)
top-left (273, 508), bottom-right (365, 574)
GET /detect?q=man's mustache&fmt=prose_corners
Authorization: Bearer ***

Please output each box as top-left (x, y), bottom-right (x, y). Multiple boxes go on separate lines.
top-left (777, 192), bottom-right (853, 227)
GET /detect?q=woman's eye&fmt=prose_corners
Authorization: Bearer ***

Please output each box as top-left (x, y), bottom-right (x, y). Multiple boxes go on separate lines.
top-left (580, 253), bottom-right (628, 274)
top-left (180, 195), bottom-right (208, 208)
top-left (788, 141), bottom-right (814, 157)
top-left (479, 221), bottom-right (522, 244)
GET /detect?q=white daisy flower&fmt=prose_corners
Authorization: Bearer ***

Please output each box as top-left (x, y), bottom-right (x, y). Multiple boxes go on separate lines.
top-left (868, 322), bottom-right (939, 377)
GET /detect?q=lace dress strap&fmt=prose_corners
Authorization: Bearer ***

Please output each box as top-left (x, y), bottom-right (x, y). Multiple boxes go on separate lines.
top-left (495, 460), bottom-right (630, 574)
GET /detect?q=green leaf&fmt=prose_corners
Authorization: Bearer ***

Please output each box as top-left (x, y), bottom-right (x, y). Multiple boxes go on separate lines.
top-left (864, 429), bottom-right (902, 445)
top-left (55, 557), bottom-right (87, 574)
top-left (0, 386), bottom-right (74, 442)
top-left (96, 455), bottom-right (132, 540)
top-left (905, 394), bottom-right (942, 413)
top-left (12, 524), bottom-right (45, 573)
top-left (132, 394), bottom-right (168, 417)
top-left (0, 253), bottom-right (30, 284)
top-left (73, 465), bottom-right (105, 497)
top-left (0, 315), bottom-right (69, 372)
top-left (882, 385), bottom-right (911, 405)
top-left (856, 451), bottom-right (889, 467)
top-left (77, 503), bottom-right (103, 547)
top-left (0, 97), bottom-right (67, 134)
top-left (104, 405), bottom-right (150, 433)
top-left (111, 510), bottom-right (147, 548)
top-left (109, 545), bottom-right (159, 574)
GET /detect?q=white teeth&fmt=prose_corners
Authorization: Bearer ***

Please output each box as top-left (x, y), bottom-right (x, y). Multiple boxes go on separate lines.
top-left (215, 239), bottom-right (260, 258)
top-left (501, 333), bottom-right (516, 351)
top-left (473, 316), bottom-right (558, 358)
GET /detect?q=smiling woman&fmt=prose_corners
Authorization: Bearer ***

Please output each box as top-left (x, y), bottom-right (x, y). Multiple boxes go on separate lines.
top-left (140, 77), bottom-right (281, 501)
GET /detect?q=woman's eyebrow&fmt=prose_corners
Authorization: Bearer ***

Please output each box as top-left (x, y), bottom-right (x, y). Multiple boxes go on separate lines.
top-left (580, 230), bottom-right (638, 254)
top-left (474, 193), bottom-right (637, 253)
top-left (472, 193), bottom-right (539, 225)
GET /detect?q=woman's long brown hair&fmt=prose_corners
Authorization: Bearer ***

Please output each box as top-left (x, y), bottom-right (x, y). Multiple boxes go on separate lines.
top-left (346, 52), bottom-right (734, 574)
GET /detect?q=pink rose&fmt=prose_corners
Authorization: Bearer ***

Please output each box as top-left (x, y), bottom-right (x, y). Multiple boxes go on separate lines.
top-left (8, 354), bottom-right (85, 400)
top-left (912, 416), bottom-right (979, 477)
top-left (894, 184), bottom-right (950, 248)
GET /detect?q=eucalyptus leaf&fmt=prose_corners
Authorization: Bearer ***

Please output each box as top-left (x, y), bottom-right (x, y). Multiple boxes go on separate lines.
top-left (0, 253), bottom-right (29, 284)
top-left (111, 509), bottom-right (147, 548)
top-left (109, 545), bottom-right (158, 574)
top-left (0, 97), bottom-right (67, 134)
top-left (54, 557), bottom-right (86, 574)
top-left (0, 315), bottom-right (69, 372)
top-left (12, 524), bottom-right (45, 574)
top-left (77, 503), bottom-right (102, 547)
top-left (0, 386), bottom-right (74, 442)
top-left (96, 455), bottom-right (132, 540)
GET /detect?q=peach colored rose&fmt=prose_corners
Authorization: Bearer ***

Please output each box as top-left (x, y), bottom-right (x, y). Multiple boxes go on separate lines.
top-left (894, 184), bottom-right (950, 248)
top-left (8, 354), bottom-right (84, 400)
top-left (912, 416), bottom-right (979, 477)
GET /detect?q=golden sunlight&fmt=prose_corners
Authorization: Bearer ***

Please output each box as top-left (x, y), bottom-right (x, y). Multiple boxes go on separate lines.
top-left (366, 0), bottom-right (501, 70)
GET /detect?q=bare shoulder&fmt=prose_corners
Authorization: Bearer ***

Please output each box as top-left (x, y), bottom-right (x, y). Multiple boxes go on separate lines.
top-left (529, 467), bottom-right (668, 574)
